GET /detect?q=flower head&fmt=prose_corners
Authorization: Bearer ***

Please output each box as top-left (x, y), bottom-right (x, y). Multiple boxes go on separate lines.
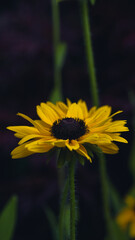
top-left (7, 99), bottom-right (129, 162)
top-left (116, 196), bottom-right (135, 237)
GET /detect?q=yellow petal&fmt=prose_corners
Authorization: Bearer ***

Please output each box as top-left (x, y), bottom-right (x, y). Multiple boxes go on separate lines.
top-left (98, 143), bottom-right (119, 154)
top-left (11, 143), bottom-right (33, 159)
top-left (46, 101), bottom-right (65, 118)
top-left (7, 126), bottom-right (39, 137)
top-left (78, 100), bottom-right (88, 118)
top-left (88, 106), bottom-right (97, 117)
top-left (17, 113), bottom-right (40, 129)
top-left (25, 140), bottom-right (53, 152)
top-left (56, 101), bottom-right (68, 114)
top-left (18, 134), bottom-right (46, 145)
top-left (36, 105), bottom-right (52, 125)
top-left (92, 106), bottom-right (112, 122)
top-left (116, 209), bottom-right (134, 228)
top-left (95, 133), bottom-right (113, 144)
top-left (65, 140), bottom-right (79, 151)
top-left (66, 103), bottom-right (83, 119)
top-left (14, 133), bottom-right (25, 138)
top-left (15, 113), bottom-right (51, 136)
top-left (110, 110), bottom-right (123, 118)
top-left (110, 134), bottom-right (128, 143)
top-left (87, 125), bottom-right (107, 133)
top-left (16, 113), bottom-right (51, 134)
top-left (125, 196), bottom-right (135, 208)
top-left (76, 145), bottom-right (92, 162)
top-left (37, 137), bottom-right (57, 143)
top-left (66, 98), bottom-right (72, 107)
top-left (40, 103), bottom-right (59, 122)
top-left (53, 140), bottom-right (66, 147)
top-left (82, 133), bottom-right (112, 145)
top-left (105, 120), bottom-right (129, 132)
top-left (79, 133), bottom-right (99, 143)
top-left (129, 220), bottom-right (135, 237)
top-left (34, 120), bottom-right (51, 134)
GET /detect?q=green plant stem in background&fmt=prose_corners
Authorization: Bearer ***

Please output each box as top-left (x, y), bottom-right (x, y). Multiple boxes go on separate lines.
top-left (128, 91), bottom-right (135, 184)
top-left (69, 159), bottom-right (76, 240)
top-left (80, 0), bottom-right (113, 238)
top-left (59, 178), bottom-right (69, 240)
top-left (80, 0), bottom-right (99, 107)
top-left (51, 0), bottom-right (63, 102)
top-left (98, 153), bottom-right (114, 240)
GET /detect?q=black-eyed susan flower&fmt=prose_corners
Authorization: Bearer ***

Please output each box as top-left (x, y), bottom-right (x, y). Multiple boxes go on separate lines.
top-left (116, 196), bottom-right (135, 237)
top-left (7, 99), bottom-right (129, 162)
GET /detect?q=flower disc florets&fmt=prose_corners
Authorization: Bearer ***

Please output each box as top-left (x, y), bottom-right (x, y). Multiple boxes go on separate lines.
top-left (51, 117), bottom-right (89, 140)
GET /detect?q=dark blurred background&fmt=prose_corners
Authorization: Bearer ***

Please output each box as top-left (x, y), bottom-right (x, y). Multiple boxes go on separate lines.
top-left (0, 0), bottom-right (135, 239)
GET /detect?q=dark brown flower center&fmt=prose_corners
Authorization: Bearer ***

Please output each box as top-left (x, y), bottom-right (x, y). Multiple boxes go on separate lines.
top-left (51, 117), bottom-right (89, 140)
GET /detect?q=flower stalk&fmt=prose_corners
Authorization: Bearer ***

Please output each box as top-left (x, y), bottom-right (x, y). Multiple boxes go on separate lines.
top-left (69, 158), bottom-right (76, 240)
top-left (59, 177), bottom-right (69, 240)
top-left (80, 0), bottom-right (113, 238)
top-left (98, 153), bottom-right (114, 240)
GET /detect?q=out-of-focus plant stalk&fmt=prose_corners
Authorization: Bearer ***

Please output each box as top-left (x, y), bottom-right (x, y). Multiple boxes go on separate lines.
top-left (129, 91), bottom-right (135, 184)
top-left (59, 178), bottom-right (69, 240)
top-left (51, 0), bottom-right (63, 102)
top-left (80, 0), bottom-right (113, 238)
top-left (69, 159), bottom-right (76, 240)
top-left (80, 0), bottom-right (99, 107)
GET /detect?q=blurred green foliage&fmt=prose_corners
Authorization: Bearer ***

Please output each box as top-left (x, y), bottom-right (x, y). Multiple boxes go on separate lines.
top-left (0, 196), bottom-right (18, 240)
top-left (89, 0), bottom-right (96, 5)
top-left (56, 43), bottom-right (67, 70)
top-left (44, 207), bottom-right (59, 240)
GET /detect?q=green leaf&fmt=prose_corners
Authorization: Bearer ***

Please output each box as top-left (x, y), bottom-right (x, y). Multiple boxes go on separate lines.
top-left (108, 182), bottom-right (124, 213)
top-left (73, 151), bottom-right (85, 166)
top-left (0, 196), bottom-right (18, 240)
top-left (84, 143), bottom-right (94, 158)
top-left (90, 0), bottom-right (96, 5)
top-left (44, 207), bottom-right (58, 240)
top-left (127, 187), bottom-right (135, 198)
top-left (57, 148), bottom-right (71, 168)
top-left (63, 205), bottom-right (70, 239)
top-left (84, 143), bottom-right (102, 158)
top-left (90, 145), bottom-right (102, 155)
top-left (78, 154), bottom-right (85, 166)
top-left (105, 220), bottom-right (130, 240)
top-left (45, 147), bottom-right (58, 164)
top-left (57, 149), bottom-right (66, 168)
top-left (56, 43), bottom-right (67, 69)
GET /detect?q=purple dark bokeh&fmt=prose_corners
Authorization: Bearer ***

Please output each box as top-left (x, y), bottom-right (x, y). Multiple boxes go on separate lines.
top-left (0, 0), bottom-right (134, 239)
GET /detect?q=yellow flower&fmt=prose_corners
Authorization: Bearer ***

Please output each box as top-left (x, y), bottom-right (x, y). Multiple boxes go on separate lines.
top-left (7, 99), bottom-right (129, 162)
top-left (116, 196), bottom-right (135, 237)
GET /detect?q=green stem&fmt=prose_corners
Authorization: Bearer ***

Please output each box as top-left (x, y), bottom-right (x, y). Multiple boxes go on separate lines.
top-left (69, 159), bottom-right (76, 240)
top-left (80, 0), bottom-right (99, 107)
top-left (59, 177), bottom-right (69, 240)
top-left (80, 0), bottom-right (113, 238)
top-left (51, 0), bottom-right (62, 99)
top-left (98, 153), bottom-right (114, 239)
